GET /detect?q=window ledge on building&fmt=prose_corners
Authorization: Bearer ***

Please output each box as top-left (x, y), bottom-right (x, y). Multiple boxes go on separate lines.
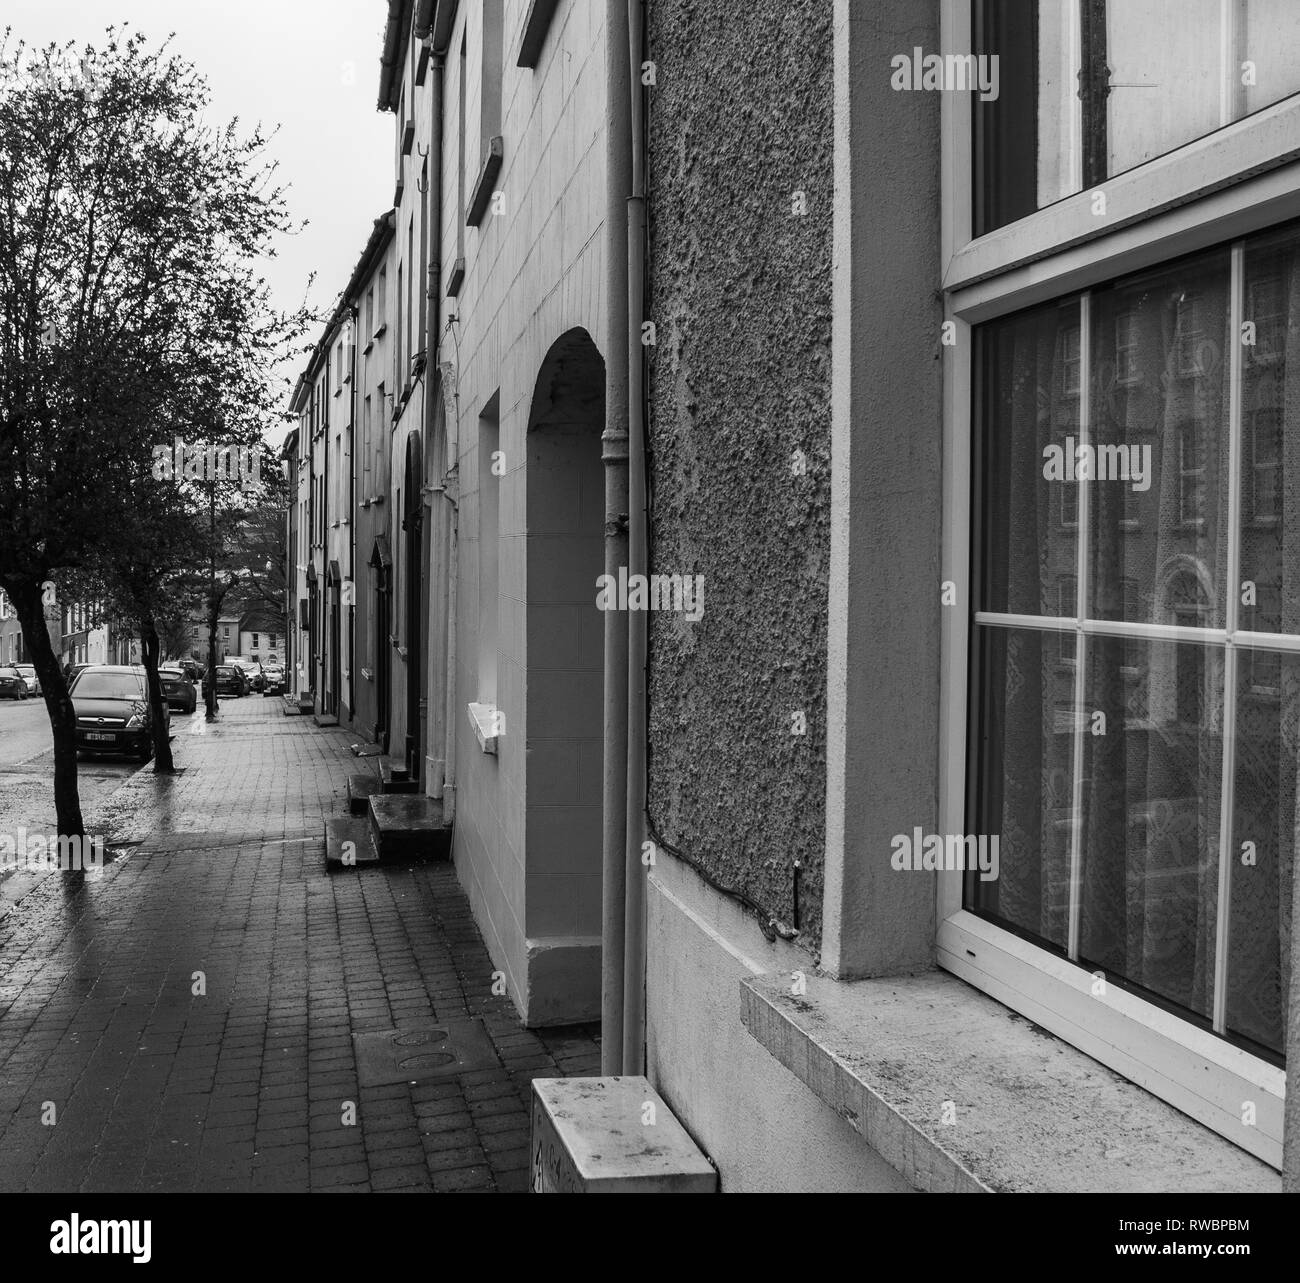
top-left (446, 256), bottom-right (466, 298)
top-left (467, 137), bottom-right (504, 228)
top-left (515, 0), bottom-right (560, 68)
top-left (467, 702), bottom-right (499, 755)
top-left (739, 969), bottom-right (1280, 1194)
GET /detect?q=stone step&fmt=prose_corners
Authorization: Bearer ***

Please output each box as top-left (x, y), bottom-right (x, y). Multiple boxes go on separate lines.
top-left (379, 757), bottom-right (417, 793)
top-left (313, 713), bottom-right (339, 727)
top-left (347, 773), bottom-right (380, 816)
top-left (281, 694), bottom-right (303, 716)
top-left (325, 815), bottom-right (379, 872)
top-left (369, 794), bottom-right (452, 862)
top-left (349, 741), bottom-right (383, 758)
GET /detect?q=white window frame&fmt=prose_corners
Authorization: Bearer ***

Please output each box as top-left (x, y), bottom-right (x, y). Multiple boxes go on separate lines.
top-left (937, 0), bottom-right (1300, 1169)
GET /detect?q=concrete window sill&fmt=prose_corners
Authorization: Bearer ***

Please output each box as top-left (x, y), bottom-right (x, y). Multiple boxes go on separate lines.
top-left (466, 137), bottom-right (504, 228)
top-left (739, 969), bottom-right (1280, 1194)
top-left (467, 701), bottom-right (499, 755)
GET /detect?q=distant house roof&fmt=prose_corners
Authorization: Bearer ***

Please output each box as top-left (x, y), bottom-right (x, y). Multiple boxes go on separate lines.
top-left (239, 608), bottom-right (284, 634)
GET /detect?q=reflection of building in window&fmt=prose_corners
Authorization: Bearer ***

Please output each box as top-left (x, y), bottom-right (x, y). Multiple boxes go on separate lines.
top-left (1116, 309), bottom-right (1140, 384)
top-left (1178, 421), bottom-right (1207, 525)
top-left (1121, 470), bottom-right (1141, 529)
top-left (1250, 407), bottom-right (1282, 524)
top-left (1247, 273), bottom-right (1285, 366)
top-left (1174, 293), bottom-right (1207, 376)
top-left (1061, 471), bottom-right (1078, 528)
top-left (1062, 323), bottom-right (1081, 396)
top-left (1057, 575), bottom-right (1076, 663)
top-left (1157, 569), bottom-right (1211, 728)
top-left (1119, 578), bottom-right (1147, 721)
top-left (1245, 586), bottom-right (1283, 697)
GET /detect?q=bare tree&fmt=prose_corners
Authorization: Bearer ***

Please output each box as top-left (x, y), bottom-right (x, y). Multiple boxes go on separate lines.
top-left (0, 30), bottom-right (309, 832)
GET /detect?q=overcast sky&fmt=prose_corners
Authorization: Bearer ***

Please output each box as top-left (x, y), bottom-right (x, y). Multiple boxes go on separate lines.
top-left (4, 0), bottom-right (395, 334)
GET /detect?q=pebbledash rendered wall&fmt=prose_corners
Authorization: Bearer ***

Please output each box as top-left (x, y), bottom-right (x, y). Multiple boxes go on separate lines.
top-left (438, 0), bottom-right (610, 1027)
top-left (642, 0), bottom-right (909, 1190)
top-left (646, 0), bottom-right (832, 943)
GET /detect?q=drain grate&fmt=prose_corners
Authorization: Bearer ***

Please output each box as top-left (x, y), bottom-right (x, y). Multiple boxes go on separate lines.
top-left (353, 1019), bottom-right (499, 1086)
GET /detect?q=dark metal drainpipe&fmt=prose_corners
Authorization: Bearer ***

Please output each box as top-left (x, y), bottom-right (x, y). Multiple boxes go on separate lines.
top-left (601, 0), bottom-right (632, 1074)
top-left (622, 0), bottom-right (649, 1075)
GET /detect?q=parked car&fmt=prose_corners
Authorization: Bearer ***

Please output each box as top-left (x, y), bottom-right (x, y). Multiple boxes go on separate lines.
top-left (15, 664), bottom-right (40, 696)
top-left (213, 664), bottom-right (248, 697)
top-left (0, 666), bottom-right (30, 699)
top-left (157, 667), bottom-right (198, 715)
top-left (230, 658), bottom-right (265, 692)
top-left (261, 666), bottom-right (285, 695)
top-left (69, 665), bottom-right (170, 760)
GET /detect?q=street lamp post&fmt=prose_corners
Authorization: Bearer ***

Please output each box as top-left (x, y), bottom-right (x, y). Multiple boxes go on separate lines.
top-left (205, 477), bottom-right (217, 721)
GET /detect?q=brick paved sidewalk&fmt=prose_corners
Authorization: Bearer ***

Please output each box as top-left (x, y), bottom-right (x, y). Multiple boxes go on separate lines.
top-left (0, 698), bottom-right (600, 1192)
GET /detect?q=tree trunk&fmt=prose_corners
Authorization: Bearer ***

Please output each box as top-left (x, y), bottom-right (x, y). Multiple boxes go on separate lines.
top-left (139, 616), bottom-right (174, 772)
top-left (3, 576), bottom-right (84, 838)
top-left (205, 590), bottom-right (219, 720)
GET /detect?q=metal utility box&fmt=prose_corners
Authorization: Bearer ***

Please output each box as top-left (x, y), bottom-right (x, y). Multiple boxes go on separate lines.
top-left (530, 1076), bottom-right (717, 1193)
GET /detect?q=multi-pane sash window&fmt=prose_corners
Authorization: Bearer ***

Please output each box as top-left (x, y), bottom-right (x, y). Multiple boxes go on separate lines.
top-left (969, 222), bottom-right (1300, 1063)
top-left (974, 0), bottom-right (1300, 235)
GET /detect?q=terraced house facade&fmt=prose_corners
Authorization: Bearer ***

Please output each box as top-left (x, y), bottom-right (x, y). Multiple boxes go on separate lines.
top-left (289, 0), bottom-right (1300, 1192)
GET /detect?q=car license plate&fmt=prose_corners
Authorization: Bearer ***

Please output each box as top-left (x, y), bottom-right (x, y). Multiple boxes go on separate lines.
top-left (86, 732), bottom-right (115, 742)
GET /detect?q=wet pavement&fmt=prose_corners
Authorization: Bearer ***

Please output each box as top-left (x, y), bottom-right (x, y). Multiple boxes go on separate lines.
top-left (0, 696), bottom-right (600, 1192)
top-left (0, 697), bottom-right (145, 918)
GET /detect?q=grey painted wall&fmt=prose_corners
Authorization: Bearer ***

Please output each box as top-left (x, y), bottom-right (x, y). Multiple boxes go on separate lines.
top-left (646, 0), bottom-right (833, 945)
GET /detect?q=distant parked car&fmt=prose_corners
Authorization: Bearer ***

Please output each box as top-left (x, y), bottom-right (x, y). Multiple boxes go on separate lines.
top-left (261, 666), bottom-right (285, 695)
top-left (14, 664), bottom-right (40, 696)
top-left (157, 667), bottom-right (198, 715)
top-left (230, 658), bottom-right (265, 692)
top-left (69, 665), bottom-right (170, 760)
top-left (0, 666), bottom-right (30, 699)
top-left (214, 665), bottom-right (248, 697)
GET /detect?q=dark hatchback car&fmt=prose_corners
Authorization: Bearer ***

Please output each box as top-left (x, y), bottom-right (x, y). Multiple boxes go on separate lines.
top-left (158, 667), bottom-right (197, 715)
top-left (213, 665), bottom-right (248, 697)
top-left (70, 665), bottom-right (170, 760)
top-left (0, 666), bottom-right (30, 699)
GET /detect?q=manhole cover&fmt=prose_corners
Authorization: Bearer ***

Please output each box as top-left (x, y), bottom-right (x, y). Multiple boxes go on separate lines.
top-left (353, 1019), bottom-right (498, 1086)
